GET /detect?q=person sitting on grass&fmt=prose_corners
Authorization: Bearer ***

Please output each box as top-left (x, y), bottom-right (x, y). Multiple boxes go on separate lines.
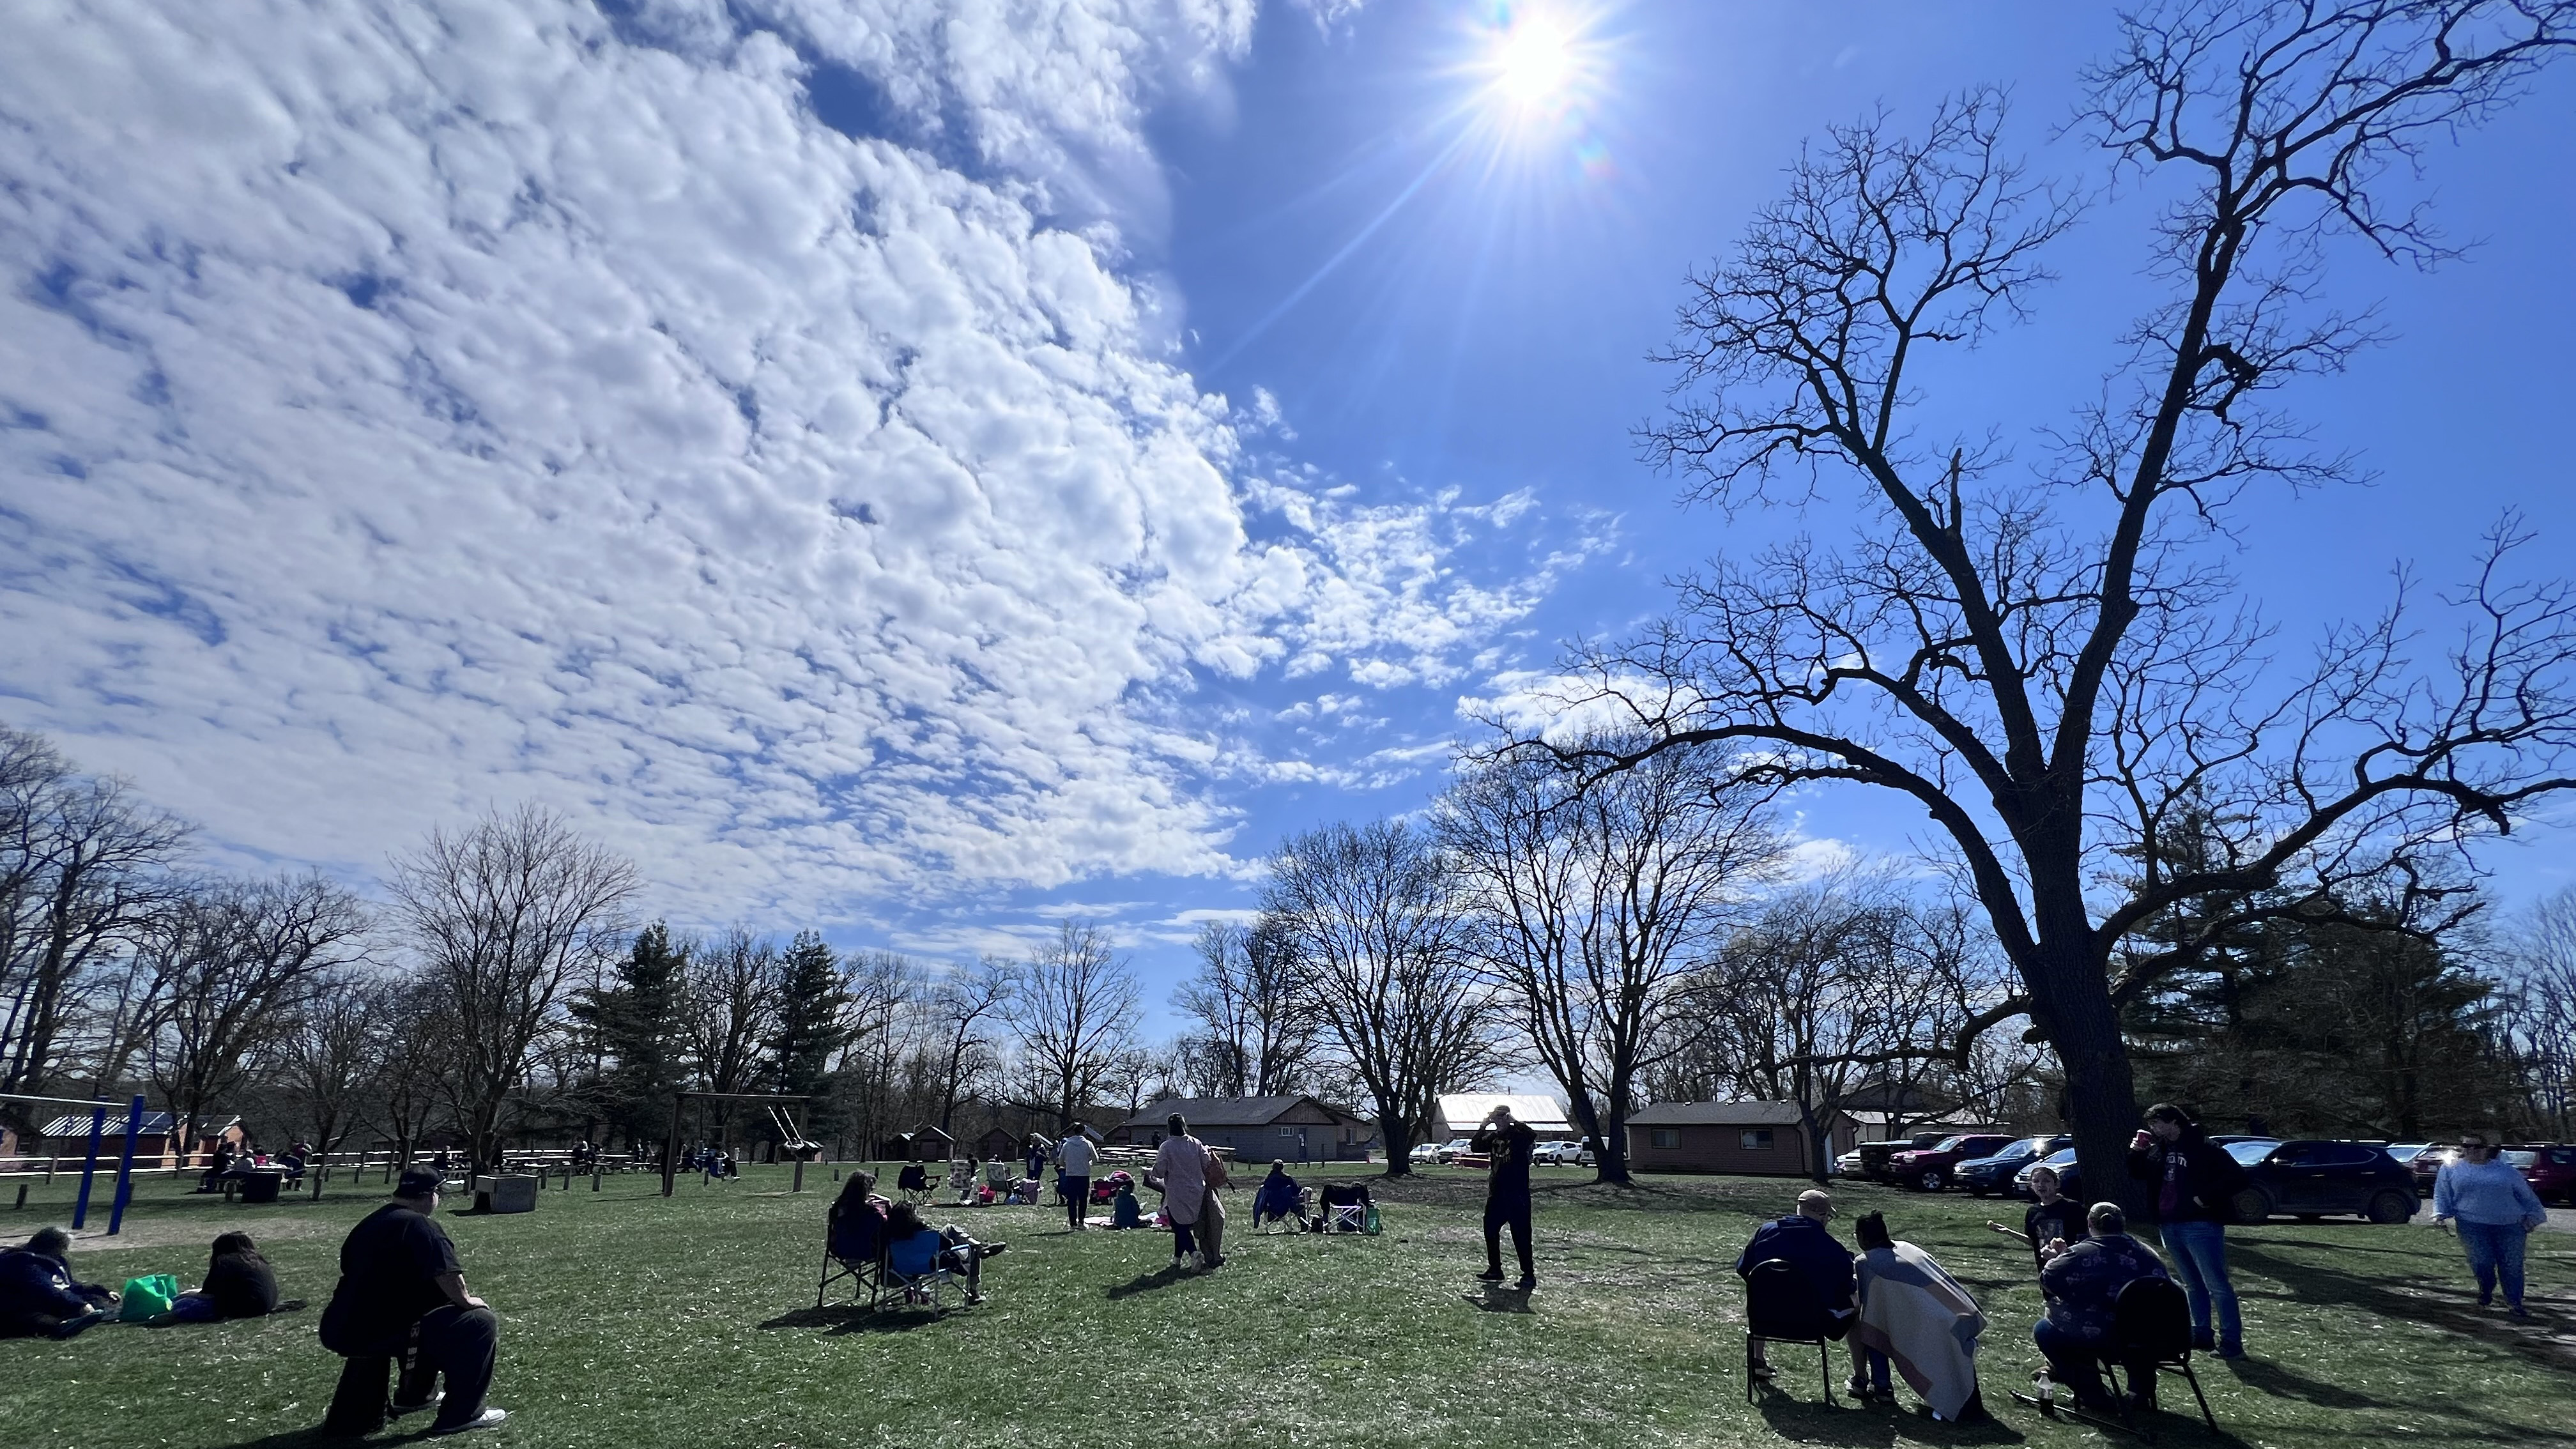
top-left (827, 1171), bottom-right (889, 1264)
top-left (1736, 1188), bottom-right (1861, 1385)
top-left (0, 1226), bottom-right (118, 1339)
top-left (153, 1231), bottom-right (281, 1324)
top-left (1253, 1161), bottom-right (1306, 1230)
top-left (2034, 1201), bottom-right (2168, 1413)
top-left (317, 1165), bottom-right (508, 1437)
top-left (1110, 1177), bottom-right (1144, 1230)
top-left (882, 1202), bottom-right (1006, 1304)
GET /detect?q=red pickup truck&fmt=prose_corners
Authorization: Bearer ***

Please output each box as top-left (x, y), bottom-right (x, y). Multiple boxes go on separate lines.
top-left (1886, 1133), bottom-right (2018, 1192)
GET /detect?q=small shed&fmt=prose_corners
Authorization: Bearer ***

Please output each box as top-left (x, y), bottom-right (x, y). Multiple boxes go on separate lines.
top-left (1625, 1101), bottom-right (1859, 1177)
top-left (1429, 1093), bottom-right (1577, 1143)
top-left (34, 1110), bottom-right (195, 1167)
top-left (1112, 1096), bottom-right (1373, 1162)
top-left (971, 1128), bottom-right (1020, 1163)
top-left (902, 1125), bottom-right (956, 1162)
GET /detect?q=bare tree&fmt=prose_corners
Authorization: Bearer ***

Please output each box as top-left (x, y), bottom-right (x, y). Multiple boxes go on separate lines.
top-left (830, 948), bottom-right (929, 1155)
top-left (1172, 919), bottom-right (1320, 1099)
top-left (684, 928), bottom-right (785, 1096)
top-left (1000, 922), bottom-right (1142, 1131)
top-left (0, 732), bottom-right (188, 1108)
top-left (1262, 820), bottom-right (1499, 1175)
top-left (388, 806), bottom-right (637, 1170)
top-left (1537, 4), bottom-right (2576, 1199)
top-left (2497, 887), bottom-right (2576, 1138)
top-left (281, 972), bottom-right (394, 1163)
top-left (928, 957), bottom-right (1012, 1133)
top-left (135, 873), bottom-right (371, 1153)
top-left (1441, 738), bottom-right (1784, 1183)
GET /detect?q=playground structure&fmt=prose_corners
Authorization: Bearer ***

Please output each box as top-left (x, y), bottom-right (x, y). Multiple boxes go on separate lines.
top-left (0, 1089), bottom-right (159, 1235)
top-left (660, 1091), bottom-right (815, 1198)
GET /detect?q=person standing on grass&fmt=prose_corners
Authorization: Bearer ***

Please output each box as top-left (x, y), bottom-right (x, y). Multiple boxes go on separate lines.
top-left (1146, 1113), bottom-right (1215, 1269)
top-left (1055, 1129), bottom-right (1098, 1232)
top-left (318, 1166), bottom-right (507, 1438)
top-left (2127, 1103), bottom-right (2250, 1359)
top-left (1473, 1103), bottom-right (1539, 1289)
top-left (2434, 1131), bottom-right (2549, 1319)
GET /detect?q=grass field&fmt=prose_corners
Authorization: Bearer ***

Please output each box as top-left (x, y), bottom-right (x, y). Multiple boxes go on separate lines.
top-left (0, 1160), bottom-right (2568, 1449)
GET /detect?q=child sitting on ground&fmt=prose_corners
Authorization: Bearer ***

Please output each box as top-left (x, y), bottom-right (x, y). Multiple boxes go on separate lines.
top-left (153, 1232), bottom-right (280, 1324)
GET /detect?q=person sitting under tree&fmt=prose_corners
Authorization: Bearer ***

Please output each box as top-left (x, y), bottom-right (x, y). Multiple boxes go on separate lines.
top-left (318, 1166), bottom-right (508, 1437)
top-left (2033, 1201), bottom-right (2170, 1414)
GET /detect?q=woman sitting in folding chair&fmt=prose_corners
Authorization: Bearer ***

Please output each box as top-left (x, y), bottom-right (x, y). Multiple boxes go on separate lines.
top-left (818, 1171), bottom-right (889, 1307)
top-left (882, 1202), bottom-right (1006, 1308)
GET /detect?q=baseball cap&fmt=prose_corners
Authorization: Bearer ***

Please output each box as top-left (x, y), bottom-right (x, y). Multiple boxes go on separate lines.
top-left (396, 1166), bottom-right (443, 1199)
top-left (1796, 1188), bottom-right (1836, 1216)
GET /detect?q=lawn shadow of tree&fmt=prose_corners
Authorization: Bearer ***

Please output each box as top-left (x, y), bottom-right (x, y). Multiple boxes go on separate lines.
top-left (2227, 1242), bottom-right (2576, 1375)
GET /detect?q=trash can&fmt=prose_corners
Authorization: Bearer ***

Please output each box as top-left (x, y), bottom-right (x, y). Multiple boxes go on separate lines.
top-left (476, 1174), bottom-right (539, 1214)
top-left (240, 1170), bottom-right (284, 1205)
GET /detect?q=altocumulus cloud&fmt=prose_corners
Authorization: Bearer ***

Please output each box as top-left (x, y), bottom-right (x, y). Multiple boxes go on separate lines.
top-left (0, 0), bottom-right (1561, 919)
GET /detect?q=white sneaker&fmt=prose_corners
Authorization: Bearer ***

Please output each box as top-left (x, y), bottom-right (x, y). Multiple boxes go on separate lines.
top-left (389, 1392), bottom-right (445, 1418)
top-left (431, 1408), bottom-right (509, 1435)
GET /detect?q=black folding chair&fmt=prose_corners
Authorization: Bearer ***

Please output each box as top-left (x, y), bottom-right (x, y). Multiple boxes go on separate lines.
top-left (1744, 1259), bottom-right (1840, 1406)
top-left (2100, 1276), bottom-right (2216, 1431)
top-left (816, 1223), bottom-right (885, 1309)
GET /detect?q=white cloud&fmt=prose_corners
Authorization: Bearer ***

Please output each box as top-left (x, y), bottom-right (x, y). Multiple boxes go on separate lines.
top-left (0, 0), bottom-right (1575, 924)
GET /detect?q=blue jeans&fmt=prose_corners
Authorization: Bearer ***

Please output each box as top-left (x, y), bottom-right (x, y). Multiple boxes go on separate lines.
top-left (2159, 1219), bottom-right (2241, 1349)
top-left (2457, 1220), bottom-right (2528, 1307)
top-left (1860, 1347), bottom-right (1892, 1392)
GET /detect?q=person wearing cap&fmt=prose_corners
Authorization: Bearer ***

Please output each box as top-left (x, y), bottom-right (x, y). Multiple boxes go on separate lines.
top-left (1472, 1103), bottom-right (1540, 1289)
top-left (317, 1166), bottom-right (507, 1437)
top-left (1736, 1188), bottom-right (1862, 1382)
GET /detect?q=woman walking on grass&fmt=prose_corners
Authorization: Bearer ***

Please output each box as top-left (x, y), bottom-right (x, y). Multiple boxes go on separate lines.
top-left (2434, 1131), bottom-right (2549, 1319)
top-left (1146, 1113), bottom-right (1221, 1270)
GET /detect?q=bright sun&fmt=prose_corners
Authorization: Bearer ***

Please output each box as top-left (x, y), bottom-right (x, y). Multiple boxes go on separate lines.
top-left (1493, 14), bottom-right (1575, 105)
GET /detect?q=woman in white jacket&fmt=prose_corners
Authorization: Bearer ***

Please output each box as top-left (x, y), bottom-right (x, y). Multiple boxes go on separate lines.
top-left (1146, 1114), bottom-right (1222, 1270)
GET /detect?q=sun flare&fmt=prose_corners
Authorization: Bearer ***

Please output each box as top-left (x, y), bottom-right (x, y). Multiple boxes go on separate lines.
top-left (1494, 14), bottom-right (1574, 105)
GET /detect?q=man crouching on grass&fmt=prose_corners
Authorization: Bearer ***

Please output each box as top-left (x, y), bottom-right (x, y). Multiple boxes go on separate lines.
top-left (318, 1166), bottom-right (508, 1436)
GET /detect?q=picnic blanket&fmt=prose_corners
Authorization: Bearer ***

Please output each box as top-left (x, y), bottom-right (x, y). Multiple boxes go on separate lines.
top-left (1852, 1241), bottom-right (1985, 1420)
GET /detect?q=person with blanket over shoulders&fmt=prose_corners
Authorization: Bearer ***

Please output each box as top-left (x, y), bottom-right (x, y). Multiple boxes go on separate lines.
top-left (1850, 1211), bottom-right (1988, 1420)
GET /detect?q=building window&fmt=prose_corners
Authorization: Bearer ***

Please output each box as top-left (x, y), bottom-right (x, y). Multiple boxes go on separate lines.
top-left (1280, 1126), bottom-right (1296, 1137)
top-left (1650, 1128), bottom-right (1680, 1149)
top-left (1740, 1129), bottom-right (1775, 1150)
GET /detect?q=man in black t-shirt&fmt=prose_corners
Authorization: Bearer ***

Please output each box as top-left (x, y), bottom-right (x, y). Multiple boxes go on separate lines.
top-left (1471, 1105), bottom-right (1540, 1290)
top-left (318, 1167), bottom-right (507, 1437)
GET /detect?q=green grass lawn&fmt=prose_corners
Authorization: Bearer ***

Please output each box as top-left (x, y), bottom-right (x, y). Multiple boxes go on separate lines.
top-left (1, 1161), bottom-right (2568, 1449)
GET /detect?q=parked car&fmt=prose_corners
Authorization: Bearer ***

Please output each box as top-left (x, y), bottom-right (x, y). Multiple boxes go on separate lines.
top-left (1836, 1149), bottom-right (1866, 1178)
top-left (2411, 1144), bottom-right (2456, 1196)
top-left (2227, 1139), bottom-right (2416, 1223)
top-left (1436, 1138), bottom-right (1476, 1163)
top-left (1857, 1133), bottom-right (1948, 1183)
top-left (1530, 1138), bottom-right (1597, 1167)
top-left (1408, 1142), bottom-right (1441, 1165)
top-left (1887, 1133), bottom-right (2018, 1192)
top-left (1956, 1135), bottom-right (2072, 1197)
top-left (2515, 1144), bottom-right (2576, 1205)
top-left (2012, 1146), bottom-right (2083, 1200)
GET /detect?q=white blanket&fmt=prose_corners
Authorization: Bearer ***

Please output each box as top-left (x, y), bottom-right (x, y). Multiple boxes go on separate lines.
top-left (1853, 1241), bottom-right (1985, 1420)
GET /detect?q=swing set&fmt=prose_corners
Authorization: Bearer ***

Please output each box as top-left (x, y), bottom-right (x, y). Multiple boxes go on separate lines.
top-left (658, 1091), bottom-right (818, 1197)
top-left (0, 1089), bottom-right (158, 1236)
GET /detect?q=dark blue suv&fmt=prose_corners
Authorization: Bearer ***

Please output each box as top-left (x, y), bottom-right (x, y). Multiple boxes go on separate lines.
top-left (1957, 1135), bottom-right (2071, 1197)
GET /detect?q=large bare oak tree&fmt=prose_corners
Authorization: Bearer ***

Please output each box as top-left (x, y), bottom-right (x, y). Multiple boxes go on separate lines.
top-left (1537, 1), bottom-right (2576, 1201)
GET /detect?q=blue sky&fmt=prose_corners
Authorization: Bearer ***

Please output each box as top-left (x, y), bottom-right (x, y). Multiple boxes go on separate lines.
top-left (3, 1), bottom-right (2571, 1031)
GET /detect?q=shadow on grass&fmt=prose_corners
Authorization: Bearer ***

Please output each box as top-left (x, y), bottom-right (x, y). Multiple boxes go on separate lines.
top-left (2227, 1241), bottom-right (2576, 1375)
top-left (1105, 1264), bottom-right (1192, 1300)
top-left (756, 1303), bottom-right (945, 1335)
top-left (1460, 1284), bottom-right (1534, 1313)
top-left (1751, 1389), bottom-right (2036, 1447)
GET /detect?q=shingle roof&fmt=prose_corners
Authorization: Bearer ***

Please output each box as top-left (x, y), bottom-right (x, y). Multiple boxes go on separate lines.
top-left (1625, 1100), bottom-right (1813, 1127)
top-left (1436, 1094), bottom-right (1574, 1131)
top-left (1119, 1096), bottom-right (1333, 1130)
top-left (36, 1110), bottom-right (178, 1138)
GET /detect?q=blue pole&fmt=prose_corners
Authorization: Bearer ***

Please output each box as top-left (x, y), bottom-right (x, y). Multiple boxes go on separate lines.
top-left (106, 1094), bottom-right (146, 1236)
top-left (70, 1106), bottom-right (106, 1229)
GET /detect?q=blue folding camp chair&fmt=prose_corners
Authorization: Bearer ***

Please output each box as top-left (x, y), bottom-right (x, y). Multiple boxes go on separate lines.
top-left (816, 1211), bottom-right (885, 1309)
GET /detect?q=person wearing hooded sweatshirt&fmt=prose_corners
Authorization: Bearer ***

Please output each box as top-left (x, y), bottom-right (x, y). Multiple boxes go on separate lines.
top-left (157, 1232), bottom-right (281, 1324)
top-left (0, 1227), bottom-right (116, 1338)
top-left (2126, 1103), bottom-right (2251, 1358)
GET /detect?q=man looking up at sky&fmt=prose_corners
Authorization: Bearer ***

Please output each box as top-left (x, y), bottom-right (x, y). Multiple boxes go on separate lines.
top-left (1473, 1103), bottom-right (1538, 1290)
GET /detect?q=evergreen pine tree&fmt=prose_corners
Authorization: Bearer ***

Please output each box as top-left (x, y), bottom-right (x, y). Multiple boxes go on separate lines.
top-left (571, 922), bottom-right (690, 1153)
top-left (768, 931), bottom-right (850, 1140)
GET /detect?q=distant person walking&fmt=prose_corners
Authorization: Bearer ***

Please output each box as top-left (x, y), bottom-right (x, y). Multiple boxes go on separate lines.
top-left (1146, 1114), bottom-right (1216, 1269)
top-left (1473, 1103), bottom-right (1539, 1289)
top-left (1055, 1130), bottom-right (1098, 1232)
top-left (2434, 1131), bottom-right (2549, 1318)
top-left (2128, 1103), bottom-right (2250, 1358)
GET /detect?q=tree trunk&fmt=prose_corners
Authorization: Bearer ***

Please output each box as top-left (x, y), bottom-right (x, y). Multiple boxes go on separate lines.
top-left (1595, 1100), bottom-right (1631, 1185)
top-left (1379, 1109), bottom-right (1413, 1177)
top-left (2030, 935), bottom-right (2145, 1216)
